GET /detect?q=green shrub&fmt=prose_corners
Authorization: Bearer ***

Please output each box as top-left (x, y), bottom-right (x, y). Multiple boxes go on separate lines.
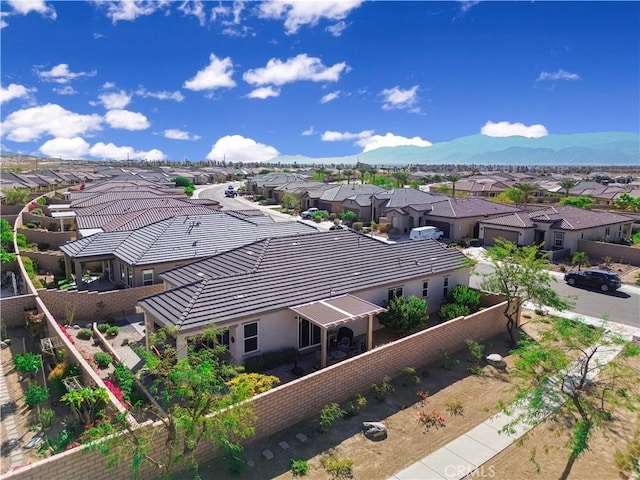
top-left (25, 384), bottom-right (48, 408)
top-left (291, 459), bottom-right (309, 477)
top-left (36, 196), bottom-right (49, 205)
top-left (465, 339), bottom-right (486, 364)
top-left (106, 326), bottom-right (120, 337)
top-left (372, 376), bottom-right (393, 402)
top-left (445, 399), bottom-right (464, 416)
top-left (21, 256), bottom-right (37, 280)
top-left (97, 323), bottom-right (109, 333)
top-left (447, 285), bottom-right (481, 312)
top-left (379, 295), bottom-right (428, 331)
top-left (439, 303), bottom-right (470, 321)
top-left (77, 329), bottom-right (92, 340)
top-left (399, 366), bottom-right (420, 387)
top-left (39, 407), bottom-right (54, 428)
top-left (318, 403), bottom-right (346, 432)
top-left (113, 363), bottom-right (134, 402)
top-left (16, 233), bottom-right (27, 248)
top-left (31, 208), bottom-right (43, 216)
top-left (15, 352), bottom-right (41, 375)
top-left (344, 393), bottom-right (367, 416)
top-left (352, 221), bottom-right (363, 232)
top-left (441, 353), bottom-right (460, 370)
top-left (47, 222), bottom-right (60, 232)
top-left (322, 453), bottom-right (353, 478)
top-left (93, 352), bottom-right (113, 368)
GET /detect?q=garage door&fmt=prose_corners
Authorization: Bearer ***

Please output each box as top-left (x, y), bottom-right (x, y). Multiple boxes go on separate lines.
top-left (483, 228), bottom-right (519, 247)
top-left (426, 221), bottom-right (450, 238)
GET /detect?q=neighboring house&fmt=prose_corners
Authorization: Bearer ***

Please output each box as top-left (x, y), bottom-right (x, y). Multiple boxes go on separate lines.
top-left (246, 172), bottom-right (309, 197)
top-left (59, 212), bottom-right (319, 289)
top-left (138, 230), bottom-right (472, 364)
top-left (373, 189), bottom-right (448, 231)
top-left (478, 205), bottom-right (634, 252)
top-left (444, 179), bottom-right (511, 198)
top-left (301, 184), bottom-right (386, 217)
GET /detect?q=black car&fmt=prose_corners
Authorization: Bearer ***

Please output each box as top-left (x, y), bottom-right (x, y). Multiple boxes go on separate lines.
top-left (564, 269), bottom-right (622, 292)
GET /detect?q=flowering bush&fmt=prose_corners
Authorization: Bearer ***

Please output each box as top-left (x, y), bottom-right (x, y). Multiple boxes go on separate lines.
top-left (418, 410), bottom-right (446, 432)
top-left (103, 380), bottom-right (128, 408)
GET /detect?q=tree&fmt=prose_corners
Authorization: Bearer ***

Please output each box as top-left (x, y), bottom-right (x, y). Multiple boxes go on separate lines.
top-left (479, 238), bottom-right (574, 345)
top-left (513, 182), bottom-right (538, 206)
top-left (343, 170), bottom-right (354, 185)
top-left (281, 194), bottom-right (298, 212)
top-left (507, 316), bottom-right (640, 479)
top-left (379, 295), bottom-right (428, 331)
top-left (614, 193), bottom-right (640, 212)
top-left (314, 166), bottom-right (328, 183)
top-left (367, 167), bottom-right (378, 184)
top-left (445, 174), bottom-right (461, 199)
top-left (559, 179), bottom-right (578, 197)
top-left (341, 210), bottom-right (357, 225)
top-left (1, 218), bottom-right (16, 264)
top-left (571, 251), bottom-right (590, 271)
top-left (2, 187), bottom-right (30, 206)
top-left (558, 196), bottom-right (593, 209)
top-left (172, 176), bottom-right (193, 188)
top-left (392, 171), bottom-right (410, 188)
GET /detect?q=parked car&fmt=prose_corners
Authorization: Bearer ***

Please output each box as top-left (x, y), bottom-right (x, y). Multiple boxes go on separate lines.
top-left (409, 226), bottom-right (444, 241)
top-left (300, 207), bottom-right (327, 219)
top-left (564, 269), bottom-right (622, 292)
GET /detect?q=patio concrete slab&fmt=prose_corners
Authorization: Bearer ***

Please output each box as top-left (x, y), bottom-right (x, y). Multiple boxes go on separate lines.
top-left (444, 434), bottom-right (500, 468)
top-left (392, 460), bottom-right (444, 480)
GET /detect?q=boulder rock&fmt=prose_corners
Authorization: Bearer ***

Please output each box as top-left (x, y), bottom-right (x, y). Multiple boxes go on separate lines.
top-left (486, 353), bottom-right (507, 370)
top-left (363, 421), bottom-right (387, 440)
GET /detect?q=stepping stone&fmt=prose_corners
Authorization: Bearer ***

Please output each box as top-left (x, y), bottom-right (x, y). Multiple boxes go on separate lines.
top-left (246, 460), bottom-right (255, 468)
top-left (278, 441), bottom-right (290, 450)
top-left (261, 449), bottom-right (274, 460)
top-left (295, 433), bottom-right (308, 443)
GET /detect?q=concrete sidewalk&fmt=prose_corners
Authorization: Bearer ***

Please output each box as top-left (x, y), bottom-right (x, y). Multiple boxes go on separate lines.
top-left (388, 312), bottom-right (634, 480)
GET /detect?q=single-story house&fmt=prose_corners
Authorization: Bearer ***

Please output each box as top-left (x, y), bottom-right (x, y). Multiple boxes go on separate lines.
top-left (478, 205), bottom-right (634, 252)
top-left (301, 184), bottom-right (386, 217)
top-left (137, 230), bottom-right (472, 365)
top-left (59, 213), bottom-right (318, 289)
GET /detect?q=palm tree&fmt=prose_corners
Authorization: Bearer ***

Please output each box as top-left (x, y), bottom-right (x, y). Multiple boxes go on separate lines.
top-left (513, 182), bottom-right (538, 207)
top-left (559, 179), bottom-right (578, 197)
top-left (315, 166), bottom-right (328, 183)
top-left (336, 165), bottom-right (342, 182)
top-left (571, 251), bottom-right (590, 271)
top-left (343, 169), bottom-right (353, 185)
top-left (445, 174), bottom-right (461, 199)
top-left (368, 167), bottom-right (378, 185)
top-left (392, 171), bottom-right (410, 188)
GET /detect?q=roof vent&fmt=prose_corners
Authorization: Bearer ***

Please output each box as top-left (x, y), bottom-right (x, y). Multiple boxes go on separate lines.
top-left (235, 294), bottom-right (246, 299)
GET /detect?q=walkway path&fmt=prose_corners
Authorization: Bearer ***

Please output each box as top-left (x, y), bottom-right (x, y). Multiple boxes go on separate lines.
top-left (388, 312), bottom-right (638, 480)
top-left (0, 350), bottom-right (25, 474)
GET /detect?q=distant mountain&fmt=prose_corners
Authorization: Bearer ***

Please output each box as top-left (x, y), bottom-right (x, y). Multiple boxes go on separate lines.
top-left (274, 132), bottom-right (639, 166)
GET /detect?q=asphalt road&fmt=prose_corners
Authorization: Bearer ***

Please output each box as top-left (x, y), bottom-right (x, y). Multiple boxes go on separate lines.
top-left (471, 263), bottom-right (640, 329)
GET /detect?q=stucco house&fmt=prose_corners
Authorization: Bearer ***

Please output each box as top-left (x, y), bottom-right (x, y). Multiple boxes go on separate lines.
top-left (59, 212), bottom-right (318, 290)
top-left (301, 184), bottom-right (386, 218)
top-left (137, 230), bottom-right (472, 366)
top-left (478, 205), bottom-right (634, 252)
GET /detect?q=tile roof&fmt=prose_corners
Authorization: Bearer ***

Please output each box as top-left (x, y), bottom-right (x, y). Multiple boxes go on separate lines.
top-left (376, 189), bottom-right (448, 209)
top-left (427, 198), bottom-right (521, 218)
top-left (61, 213), bottom-right (319, 266)
top-left (141, 230), bottom-right (470, 331)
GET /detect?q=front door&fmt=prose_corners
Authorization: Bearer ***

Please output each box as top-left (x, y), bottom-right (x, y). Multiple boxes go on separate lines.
top-left (298, 317), bottom-right (321, 350)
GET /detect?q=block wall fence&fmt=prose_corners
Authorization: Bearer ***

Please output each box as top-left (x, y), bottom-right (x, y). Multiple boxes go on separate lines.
top-left (577, 239), bottom-right (640, 266)
top-left (5, 299), bottom-right (513, 480)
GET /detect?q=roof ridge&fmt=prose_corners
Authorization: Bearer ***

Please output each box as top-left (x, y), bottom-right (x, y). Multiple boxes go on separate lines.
top-left (176, 279), bottom-right (209, 328)
top-left (251, 237), bottom-right (271, 273)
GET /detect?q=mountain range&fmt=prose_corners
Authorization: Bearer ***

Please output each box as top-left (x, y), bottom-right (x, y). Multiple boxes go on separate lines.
top-left (274, 132), bottom-right (640, 167)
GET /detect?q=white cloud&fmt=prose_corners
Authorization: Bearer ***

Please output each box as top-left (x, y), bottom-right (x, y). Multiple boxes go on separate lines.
top-left (206, 134), bottom-right (279, 163)
top-left (0, 83), bottom-right (35, 104)
top-left (357, 133), bottom-right (432, 152)
top-left (258, 0), bottom-right (363, 34)
top-left (325, 21), bottom-right (348, 37)
top-left (163, 129), bottom-right (200, 140)
top-left (37, 63), bottom-right (96, 84)
top-left (301, 126), bottom-right (315, 136)
top-left (380, 85), bottom-right (419, 111)
top-left (104, 110), bottom-right (150, 130)
top-left (243, 54), bottom-right (348, 86)
top-left (246, 86), bottom-right (281, 99)
top-left (89, 142), bottom-right (166, 161)
top-left (321, 130), bottom-right (373, 142)
top-left (178, 0), bottom-right (206, 25)
top-left (53, 85), bottom-right (76, 95)
top-left (98, 0), bottom-right (171, 23)
top-left (102, 81), bottom-right (116, 89)
top-left (183, 53), bottom-right (236, 91)
top-left (93, 32), bottom-right (106, 40)
top-left (211, 2), bottom-right (250, 37)
top-left (320, 90), bottom-right (340, 103)
top-left (39, 136), bottom-right (90, 158)
top-left (0, 104), bottom-right (102, 142)
top-left (458, 1), bottom-right (479, 13)
top-left (1, 12), bottom-right (10, 28)
top-left (135, 87), bottom-right (185, 102)
top-left (7, 0), bottom-right (56, 19)
top-left (481, 121), bottom-right (549, 138)
top-left (99, 90), bottom-right (132, 109)
top-left (537, 69), bottom-right (581, 82)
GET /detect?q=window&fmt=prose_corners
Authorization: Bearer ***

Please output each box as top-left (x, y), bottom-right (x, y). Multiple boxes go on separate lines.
top-left (604, 227), bottom-right (611, 239)
top-left (216, 329), bottom-right (230, 351)
top-left (388, 287), bottom-right (403, 302)
top-left (554, 232), bottom-right (565, 248)
top-left (422, 280), bottom-right (429, 298)
top-left (443, 276), bottom-right (450, 297)
top-left (243, 322), bottom-right (258, 354)
top-left (298, 317), bottom-right (321, 349)
top-left (142, 269), bottom-right (154, 286)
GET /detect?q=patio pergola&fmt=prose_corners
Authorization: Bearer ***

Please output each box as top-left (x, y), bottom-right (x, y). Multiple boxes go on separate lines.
top-left (290, 294), bottom-right (386, 368)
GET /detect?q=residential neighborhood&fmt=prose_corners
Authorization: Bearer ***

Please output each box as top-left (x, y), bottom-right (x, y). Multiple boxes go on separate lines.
top-left (1, 159), bottom-right (639, 480)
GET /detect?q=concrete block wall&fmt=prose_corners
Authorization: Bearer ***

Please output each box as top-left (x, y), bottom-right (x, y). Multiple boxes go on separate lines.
top-left (16, 228), bottom-right (75, 249)
top-left (22, 250), bottom-right (64, 276)
top-left (0, 294), bottom-right (38, 327)
top-left (37, 284), bottom-right (165, 323)
top-left (577, 239), bottom-right (640, 266)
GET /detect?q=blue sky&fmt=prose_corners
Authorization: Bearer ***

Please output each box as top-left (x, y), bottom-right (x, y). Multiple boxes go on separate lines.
top-left (1, 1), bottom-right (638, 163)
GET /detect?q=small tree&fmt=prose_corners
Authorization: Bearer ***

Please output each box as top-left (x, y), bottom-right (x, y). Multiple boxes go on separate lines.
top-left (508, 317), bottom-right (640, 479)
top-left (379, 295), bottom-right (428, 331)
top-left (559, 179), bottom-right (578, 197)
top-left (558, 196), bottom-right (593, 209)
top-left (341, 210), bottom-right (357, 225)
top-left (480, 238), bottom-right (574, 345)
top-left (447, 285), bottom-right (480, 312)
top-left (571, 251), bottom-right (590, 271)
top-left (1, 218), bottom-right (16, 264)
